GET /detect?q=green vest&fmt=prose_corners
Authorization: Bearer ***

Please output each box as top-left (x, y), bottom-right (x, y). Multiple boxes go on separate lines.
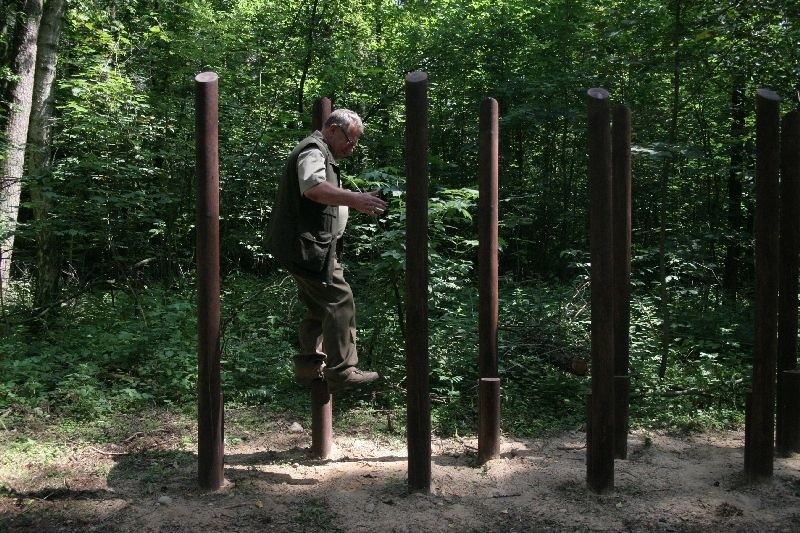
top-left (265, 131), bottom-right (341, 283)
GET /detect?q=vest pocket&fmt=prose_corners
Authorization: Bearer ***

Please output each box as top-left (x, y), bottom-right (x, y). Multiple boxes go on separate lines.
top-left (296, 230), bottom-right (333, 273)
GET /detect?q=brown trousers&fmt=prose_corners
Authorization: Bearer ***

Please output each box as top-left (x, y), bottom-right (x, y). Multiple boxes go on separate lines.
top-left (292, 261), bottom-right (358, 371)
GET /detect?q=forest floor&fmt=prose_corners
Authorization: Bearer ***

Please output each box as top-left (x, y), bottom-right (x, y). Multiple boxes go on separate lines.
top-left (1, 407), bottom-right (799, 532)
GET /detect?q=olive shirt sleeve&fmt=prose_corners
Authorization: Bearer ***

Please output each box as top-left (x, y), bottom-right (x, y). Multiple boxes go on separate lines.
top-left (297, 147), bottom-right (327, 194)
top-left (296, 146), bottom-right (349, 238)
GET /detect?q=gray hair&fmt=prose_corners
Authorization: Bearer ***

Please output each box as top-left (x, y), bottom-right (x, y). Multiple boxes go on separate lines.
top-left (325, 109), bottom-right (363, 135)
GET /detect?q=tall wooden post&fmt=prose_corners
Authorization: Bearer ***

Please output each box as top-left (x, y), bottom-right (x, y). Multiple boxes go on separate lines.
top-left (745, 88), bottom-right (780, 481)
top-left (310, 97), bottom-right (334, 460)
top-left (195, 71), bottom-right (224, 490)
top-left (586, 88), bottom-right (615, 493)
top-left (405, 71), bottom-right (431, 492)
top-left (312, 97), bottom-right (332, 132)
top-left (478, 97), bottom-right (501, 463)
top-left (777, 109), bottom-right (800, 454)
top-left (612, 104), bottom-right (632, 460)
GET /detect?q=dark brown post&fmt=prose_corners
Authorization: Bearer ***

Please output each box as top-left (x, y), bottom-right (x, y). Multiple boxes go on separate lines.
top-left (405, 71), bottom-right (431, 492)
top-left (586, 88), bottom-right (615, 494)
top-left (781, 370), bottom-right (800, 453)
top-left (311, 380), bottom-right (332, 458)
top-left (195, 71), bottom-right (224, 490)
top-left (479, 378), bottom-right (500, 459)
top-left (310, 97), bottom-right (333, 459)
top-left (777, 110), bottom-right (800, 454)
top-left (745, 88), bottom-right (780, 482)
top-left (478, 97), bottom-right (501, 463)
top-left (744, 392), bottom-right (752, 465)
top-left (312, 97), bottom-right (332, 131)
top-left (612, 104), bottom-right (632, 460)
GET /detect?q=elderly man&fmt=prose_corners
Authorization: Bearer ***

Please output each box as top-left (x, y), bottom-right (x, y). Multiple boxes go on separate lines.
top-left (265, 109), bottom-right (387, 392)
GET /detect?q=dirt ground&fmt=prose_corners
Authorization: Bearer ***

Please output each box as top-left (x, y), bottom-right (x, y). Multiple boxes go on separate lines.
top-left (1, 409), bottom-right (799, 532)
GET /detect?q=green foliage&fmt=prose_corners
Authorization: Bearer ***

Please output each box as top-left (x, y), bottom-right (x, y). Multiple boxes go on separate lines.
top-left (1, 285), bottom-right (198, 419)
top-left (627, 291), bottom-right (751, 430)
top-left (0, 265), bottom-right (756, 436)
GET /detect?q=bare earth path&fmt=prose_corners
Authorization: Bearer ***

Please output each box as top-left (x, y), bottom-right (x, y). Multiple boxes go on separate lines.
top-left (1, 409), bottom-right (799, 532)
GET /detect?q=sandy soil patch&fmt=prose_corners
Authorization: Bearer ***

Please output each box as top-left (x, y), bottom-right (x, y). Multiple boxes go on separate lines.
top-left (1, 415), bottom-right (799, 532)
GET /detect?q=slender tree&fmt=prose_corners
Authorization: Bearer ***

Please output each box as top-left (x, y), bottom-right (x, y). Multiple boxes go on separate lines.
top-left (297, 0), bottom-right (320, 116)
top-left (1, 3), bottom-right (20, 102)
top-left (26, 0), bottom-right (66, 313)
top-left (723, 86), bottom-right (746, 300)
top-left (1, 0), bottom-right (42, 296)
top-left (658, 0), bottom-right (683, 379)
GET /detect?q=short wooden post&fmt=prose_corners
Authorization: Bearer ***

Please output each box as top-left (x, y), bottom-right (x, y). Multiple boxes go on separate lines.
top-left (311, 379), bottom-right (332, 458)
top-left (478, 378), bottom-right (501, 463)
top-left (780, 370), bottom-right (800, 453)
top-left (312, 97), bottom-right (332, 131)
top-left (744, 392), bottom-right (753, 468)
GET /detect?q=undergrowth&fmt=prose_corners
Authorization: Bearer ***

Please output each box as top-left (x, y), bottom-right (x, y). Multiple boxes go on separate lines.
top-left (0, 271), bottom-right (753, 440)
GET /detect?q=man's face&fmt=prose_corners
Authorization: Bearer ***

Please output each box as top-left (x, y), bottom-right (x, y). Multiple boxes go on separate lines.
top-left (327, 123), bottom-right (361, 160)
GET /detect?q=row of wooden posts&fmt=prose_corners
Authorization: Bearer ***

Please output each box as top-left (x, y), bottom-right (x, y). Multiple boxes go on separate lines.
top-left (586, 87), bottom-right (800, 491)
top-left (746, 89), bottom-right (800, 480)
top-left (194, 71), bottom-right (800, 494)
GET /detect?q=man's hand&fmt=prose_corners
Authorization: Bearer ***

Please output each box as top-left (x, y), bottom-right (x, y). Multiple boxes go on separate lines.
top-left (304, 183), bottom-right (387, 217)
top-left (352, 189), bottom-right (388, 217)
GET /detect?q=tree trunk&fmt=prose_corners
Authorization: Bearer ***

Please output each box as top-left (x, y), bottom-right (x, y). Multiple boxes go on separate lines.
top-left (657, 0), bottom-right (682, 379)
top-left (1, 0), bottom-right (43, 296)
top-left (27, 0), bottom-right (66, 313)
top-left (297, 0), bottom-right (319, 117)
top-left (723, 86), bottom-right (745, 300)
top-left (1, 3), bottom-right (21, 103)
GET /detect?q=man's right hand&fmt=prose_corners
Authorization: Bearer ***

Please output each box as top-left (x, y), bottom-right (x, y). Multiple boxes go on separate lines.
top-left (304, 182), bottom-right (387, 216)
top-left (353, 190), bottom-right (388, 217)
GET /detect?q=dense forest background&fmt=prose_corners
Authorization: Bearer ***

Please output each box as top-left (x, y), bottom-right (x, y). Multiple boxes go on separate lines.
top-left (1, 0), bottom-right (799, 434)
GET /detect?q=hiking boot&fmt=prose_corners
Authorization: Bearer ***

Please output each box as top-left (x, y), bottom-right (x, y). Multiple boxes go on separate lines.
top-left (293, 353), bottom-right (326, 387)
top-left (324, 367), bottom-right (379, 392)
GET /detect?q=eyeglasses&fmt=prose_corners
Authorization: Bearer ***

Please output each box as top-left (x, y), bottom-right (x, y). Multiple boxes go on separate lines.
top-left (337, 124), bottom-right (358, 147)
